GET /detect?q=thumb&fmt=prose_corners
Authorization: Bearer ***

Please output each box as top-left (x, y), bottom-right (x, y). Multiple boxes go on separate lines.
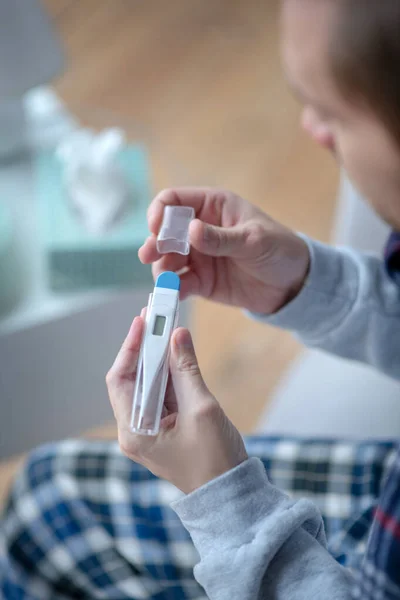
top-left (170, 328), bottom-right (210, 411)
top-left (190, 219), bottom-right (250, 258)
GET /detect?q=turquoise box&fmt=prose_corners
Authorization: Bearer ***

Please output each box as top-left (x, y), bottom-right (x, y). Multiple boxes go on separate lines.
top-left (35, 145), bottom-right (153, 291)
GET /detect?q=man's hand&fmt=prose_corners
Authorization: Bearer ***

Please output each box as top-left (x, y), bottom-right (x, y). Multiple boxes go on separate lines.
top-left (139, 188), bottom-right (310, 314)
top-left (106, 317), bottom-right (248, 494)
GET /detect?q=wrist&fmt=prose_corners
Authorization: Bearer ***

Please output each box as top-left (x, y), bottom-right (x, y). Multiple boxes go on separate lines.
top-left (269, 234), bottom-right (311, 314)
top-left (276, 259), bottom-right (310, 312)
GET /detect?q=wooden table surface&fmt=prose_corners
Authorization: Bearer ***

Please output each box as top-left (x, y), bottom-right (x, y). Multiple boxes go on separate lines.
top-left (1, 0), bottom-right (338, 506)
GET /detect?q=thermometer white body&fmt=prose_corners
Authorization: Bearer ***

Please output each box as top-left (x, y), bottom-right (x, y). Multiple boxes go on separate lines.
top-left (130, 271), bottom-right (180, 436)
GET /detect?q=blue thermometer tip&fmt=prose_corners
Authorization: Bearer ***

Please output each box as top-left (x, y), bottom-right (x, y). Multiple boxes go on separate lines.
top-left (155, 271), bottom-right (181, 291)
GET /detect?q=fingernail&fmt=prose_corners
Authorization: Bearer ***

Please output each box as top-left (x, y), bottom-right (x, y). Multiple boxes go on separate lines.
top-left (202, 222), bottom-right (211, 242)
top-left (138, 237), bottom-right (154, 259)
top-left (142, 235), bottom-right (153, 247)
top-left (175, 328), bottom-right (193, 351)
top-left (176, 265), bottom-right (190, 276)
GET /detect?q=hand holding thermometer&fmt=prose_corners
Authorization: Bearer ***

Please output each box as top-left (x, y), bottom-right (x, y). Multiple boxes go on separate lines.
top-left (130, 271), bottom-right (180, 436)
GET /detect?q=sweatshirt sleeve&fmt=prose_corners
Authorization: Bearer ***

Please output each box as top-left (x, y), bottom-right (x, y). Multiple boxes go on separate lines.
top-left (172, 458), bottom-right (354, 600)
top-left (249, 236), bottom-right (400, 380)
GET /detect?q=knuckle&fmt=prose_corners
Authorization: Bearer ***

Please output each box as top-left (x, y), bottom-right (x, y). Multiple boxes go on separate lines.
top-left (213, 228), bottom-right (225, 251)
top-left (148, 189), bottom-right (177, 222)
top-left (156, 188), bottom-right (170, 202)
top-left (177, 354), bottom-right (201, 377)
top-left (211, 189), bottom-right (228, 216)
top-left (248, 221), bottom-right (266, 242)
top-left (204, 224), bottom-right (224, 252)
top-left (157, 188), bottom-right (177, 204)
top-left (202, 188), bottom-right (228, 224)
top-left (118, 432), bottom-right (139, 459)
top-left (105, 369), bottom-right (115, 388)
top-left (247, 222), bottom-right (268, 253)
top-left (194, 397), bottom-right (219, 420)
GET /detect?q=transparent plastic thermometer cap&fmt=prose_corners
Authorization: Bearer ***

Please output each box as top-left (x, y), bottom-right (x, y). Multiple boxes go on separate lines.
top-left (157, 206), bottom-right (195, 255)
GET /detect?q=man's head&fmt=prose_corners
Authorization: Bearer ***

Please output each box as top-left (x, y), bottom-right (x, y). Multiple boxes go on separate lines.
top-left (281, 0), bottom-right (400, 229)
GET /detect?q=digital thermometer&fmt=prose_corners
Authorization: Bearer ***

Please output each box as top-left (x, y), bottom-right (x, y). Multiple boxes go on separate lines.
top-left (130, 271), bottom-right (180, 436)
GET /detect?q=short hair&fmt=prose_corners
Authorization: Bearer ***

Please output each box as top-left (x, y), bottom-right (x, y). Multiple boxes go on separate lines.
top-left (330, 0), bottom-right (400, 145)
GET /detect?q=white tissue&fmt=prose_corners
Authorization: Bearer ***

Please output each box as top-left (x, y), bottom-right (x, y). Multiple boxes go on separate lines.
top-left (56, 128), bottom-right (131, 235)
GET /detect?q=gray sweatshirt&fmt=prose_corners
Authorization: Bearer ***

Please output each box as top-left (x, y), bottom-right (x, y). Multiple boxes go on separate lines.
top-left (171, 237), bottom-right (400, 600)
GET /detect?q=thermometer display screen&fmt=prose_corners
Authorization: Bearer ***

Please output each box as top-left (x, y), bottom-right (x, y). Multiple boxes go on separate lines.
top-left (153, 315), bottom-right (166, 336)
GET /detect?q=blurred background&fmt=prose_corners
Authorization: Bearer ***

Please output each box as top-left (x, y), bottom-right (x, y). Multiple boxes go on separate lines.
top-left (0, 0), bottom-right (346, 502)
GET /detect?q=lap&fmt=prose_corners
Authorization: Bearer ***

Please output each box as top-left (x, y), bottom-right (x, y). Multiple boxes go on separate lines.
top-left (1, 437), bottom-right (396, 599)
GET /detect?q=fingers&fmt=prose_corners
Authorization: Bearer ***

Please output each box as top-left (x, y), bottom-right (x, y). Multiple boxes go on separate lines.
top-left (106, 316), bottom-right (145, 428)
top-left (107, 316), bottom-right (144, 384)
top-left (163, 377), bottom-right (178, 416)
top-left (178, 268), bottom-right (202, 300)
top-left (150, 247), bottom-right (213, 301)
top-left (190, 219), bottom-right (251, 258)
top-left (142, 187), bottom-right (239, 268)
top-left (139, 235), bottom-right (189, 276)
top-left (138, 235), bottom-right (159, 264)
top-left (170, 328), bottom-right (211, 413)
top-left (140, 218), bottom-right (247, 265)
top-left (151, 258), bottom-right (206, 301)
top-left (151, 253), bottom-right (189, 279)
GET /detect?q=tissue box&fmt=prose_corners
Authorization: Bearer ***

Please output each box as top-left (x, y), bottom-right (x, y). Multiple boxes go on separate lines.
top-left (35, 145), bottom-right (153, 291)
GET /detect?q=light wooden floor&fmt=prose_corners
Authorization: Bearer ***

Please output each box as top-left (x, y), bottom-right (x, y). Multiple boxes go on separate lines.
top-left (0, 0), bottom-right (338, 505)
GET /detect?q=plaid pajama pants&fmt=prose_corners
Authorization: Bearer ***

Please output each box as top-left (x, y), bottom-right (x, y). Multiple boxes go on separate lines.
top-left (0, 437), bottom-right (396, 599)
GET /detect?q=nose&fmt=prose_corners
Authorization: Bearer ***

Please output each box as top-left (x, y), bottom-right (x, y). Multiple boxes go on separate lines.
top-left (301, 106), bottom-right (335, 152)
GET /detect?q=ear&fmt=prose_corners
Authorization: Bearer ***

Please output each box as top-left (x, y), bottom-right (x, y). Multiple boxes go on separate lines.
top-left (301, 106), bottom-right (335, 151)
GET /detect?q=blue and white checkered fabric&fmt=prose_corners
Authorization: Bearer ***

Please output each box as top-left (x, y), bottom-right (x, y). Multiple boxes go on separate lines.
top-left (0, 437), bottom-right (396, 599)
top-left (352, 445), bottom-right (400, 600)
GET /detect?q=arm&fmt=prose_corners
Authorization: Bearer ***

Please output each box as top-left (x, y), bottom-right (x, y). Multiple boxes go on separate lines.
top-left (140, 188), bottom-right (400, 379)
top-left (172, 458), bottom-right (353, 600)
top-left (251, 237), bottom-right (400, 380)
top-left (108, 319), bottom-right (354, 600)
